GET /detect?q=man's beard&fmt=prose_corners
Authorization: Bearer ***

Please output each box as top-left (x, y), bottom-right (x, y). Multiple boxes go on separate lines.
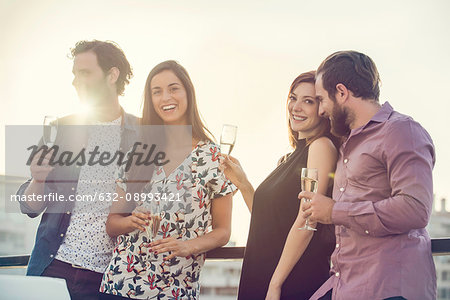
top-left (330, 103), bottom-right (351, 137)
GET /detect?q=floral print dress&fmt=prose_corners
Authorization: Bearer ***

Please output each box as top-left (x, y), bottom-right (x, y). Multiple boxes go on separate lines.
top-left (100, 141), bottom-right (235, 299)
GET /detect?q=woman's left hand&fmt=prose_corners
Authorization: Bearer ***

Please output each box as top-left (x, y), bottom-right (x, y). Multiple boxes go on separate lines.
top-left (151, 236), bottom-right (194, 260)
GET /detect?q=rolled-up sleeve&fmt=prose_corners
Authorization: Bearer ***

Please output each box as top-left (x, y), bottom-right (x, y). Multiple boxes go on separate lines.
top-left (17, 178), bottom-right (48, 218)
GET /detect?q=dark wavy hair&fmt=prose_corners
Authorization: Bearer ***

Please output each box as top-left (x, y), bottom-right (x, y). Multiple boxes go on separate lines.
top-left (287, 71), bottom-right (333, 149)
top-left (316, 50), bottom-right (380, 102)
top-left (141, 60), bottom-right (213, 142)
top-left (70, 40), bottom-right (133, 96)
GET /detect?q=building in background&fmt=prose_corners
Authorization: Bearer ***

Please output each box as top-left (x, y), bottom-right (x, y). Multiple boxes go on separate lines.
top-left (199, 240), bottom-right (242, 299)
top-left (0, 175), bottom-right (38, 256)
top-left (428, 196), bottom-right (450, 300)
top-left (0, 175), bottom-right (39, 275)
top-left (200, 259), bottom-right (242, 299)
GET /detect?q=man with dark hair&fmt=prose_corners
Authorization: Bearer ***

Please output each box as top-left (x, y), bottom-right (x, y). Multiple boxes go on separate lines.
top-left (70, 40), bottom-right (133, 97)
top-left (300, 50), bottom-right (436, 300)
top-left (17, 40), bottom-right (139, 300)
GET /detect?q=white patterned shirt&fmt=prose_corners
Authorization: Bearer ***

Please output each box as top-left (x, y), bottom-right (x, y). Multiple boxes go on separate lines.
top-left (56, 116), bottom-right (122, 273)
top-left (100, 141), bottom-right (236, 299)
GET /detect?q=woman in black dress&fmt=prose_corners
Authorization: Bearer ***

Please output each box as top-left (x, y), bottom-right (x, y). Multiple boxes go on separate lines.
top-left (220, 71), bottom-right (338, 300)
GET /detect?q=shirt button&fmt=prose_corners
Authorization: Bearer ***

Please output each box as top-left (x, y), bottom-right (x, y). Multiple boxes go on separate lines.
top-left (71, 187), bottom-right (75, 191)
top-left (343, 158), bottom-right (348, 164)
top-left (60, 233), bottom-right (64, 237)
top-left (66, 211), bottom-right (71, 215)
top-left (336, 244), bottom-right (340, 248)
top-left (335, 272), bottom-right (340, 277)
top-left (365, 230), bottom-right (369, 234)
top-left (50, 254), bottom-right (54, 258)
top-left (339, 187), bottom-right (345, 192)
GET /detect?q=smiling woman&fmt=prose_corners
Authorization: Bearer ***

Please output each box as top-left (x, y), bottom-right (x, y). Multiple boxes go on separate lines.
top-left (288, 82), bottom-right (321, 139)
top-left (140, 60), bottom-right (214, 142)
top-left (219, 71), bottom-right (339, 300)
top-left (150, 70), bottom-right (189, 125)
top-left (99, 60), bottom-right (236, 300)
top-left (286, 72), bottom-right (333, 148)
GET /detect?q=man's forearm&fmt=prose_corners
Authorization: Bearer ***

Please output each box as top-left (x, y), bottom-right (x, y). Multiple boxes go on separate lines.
top-left (331, 194), bottom-right (430, 237)
top-left (22, 179), bottom-right (48, 212)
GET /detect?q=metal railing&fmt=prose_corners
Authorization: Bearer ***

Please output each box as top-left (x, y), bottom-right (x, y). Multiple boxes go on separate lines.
top-left (1, 238), bottom-right (449, 268)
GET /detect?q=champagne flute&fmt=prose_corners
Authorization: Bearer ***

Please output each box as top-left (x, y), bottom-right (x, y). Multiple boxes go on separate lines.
top-left (43, 116), bottom-right (58, 146)
top-left (220, 124), bottom-right (237, 155)
top-left (146, 200), bottom-right (162, 243)
top-left (299, 168), bottom-right (318, 231)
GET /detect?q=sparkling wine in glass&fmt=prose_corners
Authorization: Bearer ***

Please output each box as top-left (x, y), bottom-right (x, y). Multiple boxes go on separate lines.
top-left (43, 116), bottom-right (58, 147)
top-left (220, 124), bottom-right (237, 155)
top-left (146, 202), bottom-right (162, 242)
top-left (146, 215), bottom-right (161, 242)
top-left (299, 168), bottom-right (318, 231)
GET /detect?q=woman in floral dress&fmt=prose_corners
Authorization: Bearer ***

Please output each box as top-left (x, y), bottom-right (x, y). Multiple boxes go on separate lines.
top-left (99, 60), bottom-right (235, 299)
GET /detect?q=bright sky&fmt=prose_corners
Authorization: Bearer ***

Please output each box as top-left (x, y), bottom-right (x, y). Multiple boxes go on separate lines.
top-left (1, 0), bottom-right (449, 245)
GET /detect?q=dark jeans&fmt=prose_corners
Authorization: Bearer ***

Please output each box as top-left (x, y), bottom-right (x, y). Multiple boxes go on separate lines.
top-left (42, 259), bottom-right (103, 300)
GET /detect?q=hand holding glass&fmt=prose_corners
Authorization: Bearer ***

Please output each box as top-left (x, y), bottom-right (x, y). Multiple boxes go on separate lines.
top-left (220, 124), bottom-right (237, 155)
top-left (299, 168), bottom-right (318, 231)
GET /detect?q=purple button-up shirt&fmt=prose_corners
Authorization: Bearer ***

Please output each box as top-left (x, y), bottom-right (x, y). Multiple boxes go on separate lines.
top-left (310, 102), bottom-right (436, 300)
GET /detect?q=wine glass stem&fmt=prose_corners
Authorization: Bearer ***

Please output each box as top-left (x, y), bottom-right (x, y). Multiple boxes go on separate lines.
top-left (304, 198), bottom-right (311, 227)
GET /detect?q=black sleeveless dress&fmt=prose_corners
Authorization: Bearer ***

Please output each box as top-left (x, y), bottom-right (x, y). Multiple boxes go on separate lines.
top-left (237, 139), bottom-right (335, 300)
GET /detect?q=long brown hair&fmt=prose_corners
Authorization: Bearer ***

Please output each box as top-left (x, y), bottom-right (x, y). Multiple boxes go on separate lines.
top-left (287, 71), bottom-right (333, 149)
top-left (126, 61), bottom-right (213, 201)
top-left (141, 60), bottom-right (213, 142)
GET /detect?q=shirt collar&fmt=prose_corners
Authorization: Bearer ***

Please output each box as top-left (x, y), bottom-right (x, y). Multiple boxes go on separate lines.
top-left (121, 107), bottom-right (139, 131)
top-left (83, 106), bottom-right (137, 130)
top-left (370, 101), bottom-right (393, 123)
top-left (348, 101), bottom-right (393, 137)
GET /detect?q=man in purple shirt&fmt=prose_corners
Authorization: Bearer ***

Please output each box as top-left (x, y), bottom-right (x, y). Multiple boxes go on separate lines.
top-left (300, 51), bottom-right (436, 300)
